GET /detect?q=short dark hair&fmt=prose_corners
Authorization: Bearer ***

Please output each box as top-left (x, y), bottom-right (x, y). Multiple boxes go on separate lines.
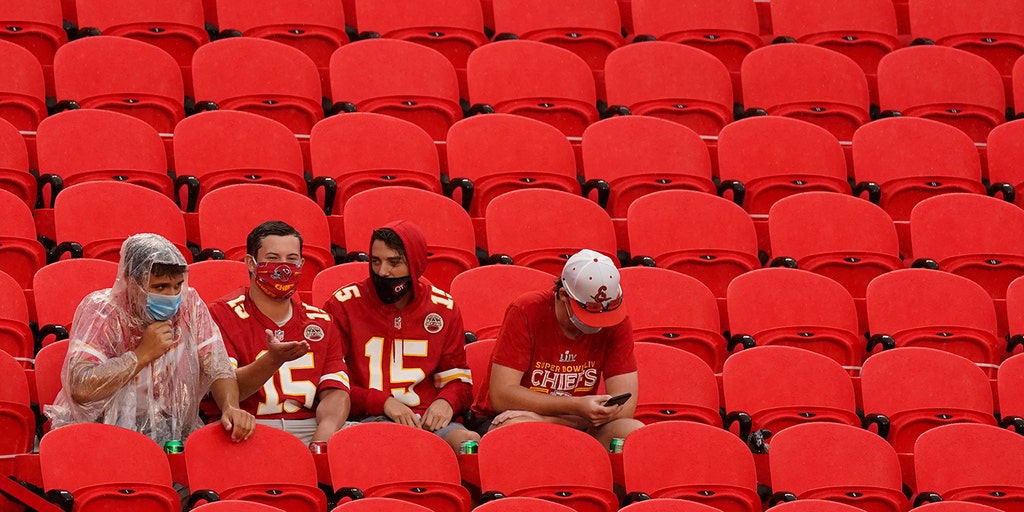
top-left (151, 262), bottom-right (187, 279)
top-left (371, 228), bottom-right (406, 258)
top-left (246, 221), bottom-right (303, 257)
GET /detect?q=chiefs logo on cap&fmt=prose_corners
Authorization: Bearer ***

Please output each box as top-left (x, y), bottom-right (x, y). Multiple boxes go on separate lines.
top-left (591, 285), bottom-right (610, 303)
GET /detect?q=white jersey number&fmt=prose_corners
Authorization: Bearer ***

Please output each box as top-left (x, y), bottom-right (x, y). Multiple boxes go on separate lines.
top-left (255, 351), bottom-right (317, 415)
top-left (365, 337), bottom-right (427, 407)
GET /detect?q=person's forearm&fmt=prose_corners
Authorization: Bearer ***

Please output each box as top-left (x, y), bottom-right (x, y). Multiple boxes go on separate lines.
top-left (69, 353), bottom-right (140, 404)
top-left (234, 355), bottom-right (283, 400)
top-left (210, 377), bottom-right (242, 411)
top-left (312, 389), bottom-right (350, 442)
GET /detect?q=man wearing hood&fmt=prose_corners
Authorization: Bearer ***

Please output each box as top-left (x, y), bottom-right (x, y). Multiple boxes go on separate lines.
top-left (322, 220), bottom-right (479, 452)
top-left (47, 233), bottom-right (255, 444)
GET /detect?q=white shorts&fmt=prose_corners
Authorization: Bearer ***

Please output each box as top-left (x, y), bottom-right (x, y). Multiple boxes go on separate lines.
top-left (256, 417), bottom-right (319, 444)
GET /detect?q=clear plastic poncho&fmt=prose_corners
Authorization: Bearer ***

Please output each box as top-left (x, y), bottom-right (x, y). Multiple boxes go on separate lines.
top-left (45, 234), bottom-right (235, 445)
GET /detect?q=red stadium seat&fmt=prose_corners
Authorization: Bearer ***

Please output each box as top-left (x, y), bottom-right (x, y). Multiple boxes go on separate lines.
top-left (908, 0), bottom-right (1024, 100)
top-left (192, 501), bottom-right (287, 512)
top-left (581, 116), bottom-right (716, 219)
top-left (910, 193), bottom-right (1024, 336)
top-left (450, 265), bottom-right (554, 340)
top-left (726, 268), bottom-right (864, 368)
top-left (620, 500), bottom-right (733, 512)
top-left (0, 39), bottom-right (48, 131)
top-left (865, 269), bottom-right (1002, 374)
top-left (33, 258), bottom-right (118, 347)
top-left (332, 497), bottom-right (433, 512)
top-left (717, 116), bottom-right (850, 216)
top-left (0, 350), bottom-right (33, 456)
top-left (172, 110), bottom-right (310, 213)
top-left (618, 267), bottom-right (726, 371)
top-left (53, 182), bottom-right (190, 263)
top-left (622, 421), bottom-right (760, 512)
top-left (352, 0), bottom-right (489, 96)
top-left (603, 43), bottom-right (733, 137)
top-left (197, 184), bottom-right (334, 300)
top-left (53, 36), bottom-right (185, 133)
top-left (309, 112), bottom-right (443, 215)
top-left (484, 189), bottom-right (617, 276)
top-left (465, 337), bottom-right (495, 418)
top-left (75, 0), bottom-right (208, 94)
top-left (475, 497), bottom-right (576, 512)
top-left (0, 189), bottom-right (47, 290)
top-left (877, 45), bottom-right (1005, 142)
top-left (186, 424), bottom-right (326, 512)
top-left (40, 424), bottom-right (178, 510)
top-left (0, 0), bottom-right (66, 96)
top-left (768, 192), bottom-right (903, 333)
top-left (479, 422), bottom-right (618, 512)
top-left (722, 344), bottom-right (861, 439)
top-left (32, 338), bottom-right (68, 433)
top-left (914, 424), bottom-right (1024, 511)
top-left (187, 260), bottom-right (249, 304)
top-left (328, 423), bottom-right (471, 512)
top-left (770, 0), bottom-right (900, 100)
top-left (466, 40), bottom-right (599, 137)
top-left (767, 423), bottom-right (908, 512)
top-left (0, 117), bottom-right (34, 207)
top-left (342, 187), bottom-right (476, 290)
top-left (984, 120), bottom-right (1024, 209)
top-left (861, 347), bottom-right (997, 455)
top-left (192, 38), bottom-right (324, 134)
top-left (0, 271), bottom-right (34, 368)
top-left (631, 342), bottom-right (722, 426)
top-left (214, 0), bottom-right (348, 91)
top-left (740, 43), bottom-right (871, 141)
top-left (629, 0), bottom-right (762, 97)
top-left (998, 350), bottom-right (1024, 433)
top-left (36, 109), bottom-right (173, 200)
top-left (328, 39), bottom-right (462, 141)
top-left (852, 117), bottom-right (986, 222)
top-left (626, 190), bottom-right (760, 306)
top-left (490, 0), bottom-right (626, 89)
top-left (446, 114), bottom-right (580, 218)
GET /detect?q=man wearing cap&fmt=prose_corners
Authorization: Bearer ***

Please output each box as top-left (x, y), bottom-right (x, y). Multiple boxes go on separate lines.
top-left (478, 249), bottom-right (642, 446)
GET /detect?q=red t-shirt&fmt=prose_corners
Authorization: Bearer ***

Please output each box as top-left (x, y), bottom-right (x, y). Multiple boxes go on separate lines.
top-left (474, 289), bottom-right (637, 416)
top-left (322, 278), bottom-right (473, 417)
top-left (208, 288), bottom-right (350, 420)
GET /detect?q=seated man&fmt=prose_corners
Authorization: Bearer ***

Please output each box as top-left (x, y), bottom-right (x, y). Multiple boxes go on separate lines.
top-left (476, 249), bottom-right (643, 448)
top-left (47, 233), bottom-right (255, 445)
top-left (322, 220), bottom-right (479, 452)
top-left (208, 221), bottom-right (351, 446)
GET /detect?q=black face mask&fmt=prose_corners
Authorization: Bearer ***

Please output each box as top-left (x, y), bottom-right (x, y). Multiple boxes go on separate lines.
top-left (370, 273), bottom-right (413, 304)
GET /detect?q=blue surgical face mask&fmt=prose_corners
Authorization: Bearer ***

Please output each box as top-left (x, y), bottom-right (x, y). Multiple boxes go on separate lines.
top-left (147, 292), bottom-right (182, 321)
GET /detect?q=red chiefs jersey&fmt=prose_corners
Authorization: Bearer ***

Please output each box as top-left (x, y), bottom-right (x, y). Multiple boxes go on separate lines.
top-left (473, 289), bottom-right (637, 417)
top-left (322, 278), bottom-right (473, 417)
top-left (208, 288), bottom-right (350, 420)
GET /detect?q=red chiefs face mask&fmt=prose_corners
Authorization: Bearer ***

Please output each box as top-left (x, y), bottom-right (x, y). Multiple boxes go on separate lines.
top-left (254, 261), bottom-right (303, 300)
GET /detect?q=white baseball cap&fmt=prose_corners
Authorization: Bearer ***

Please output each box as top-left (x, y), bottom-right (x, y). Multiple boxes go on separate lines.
top-left (561, 249), bottom-right (626, 328)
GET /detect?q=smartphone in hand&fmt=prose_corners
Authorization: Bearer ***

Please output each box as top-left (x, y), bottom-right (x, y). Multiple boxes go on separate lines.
top-left (603, 392), bottom-right (632, 407)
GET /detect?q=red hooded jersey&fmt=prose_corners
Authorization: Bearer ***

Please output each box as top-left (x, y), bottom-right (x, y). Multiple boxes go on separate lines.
top-left (322, 220), bottom-right (473, 417)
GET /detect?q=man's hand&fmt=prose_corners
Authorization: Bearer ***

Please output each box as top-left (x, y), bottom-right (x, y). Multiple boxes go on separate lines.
top-left (135, 321), bottom-right (174, 366)
top-left (264, 329), bottom-right (309, 365)
top-left (383, 397), bottom-right (421, 428)
top-left (490, 409), bottom-right (544, 428)
top-left (574, 395), bottom-right (618, 427)
top-left (220, 405), bottom-right (255, 442)
top-left (421, 399), bottom-right (454, 431)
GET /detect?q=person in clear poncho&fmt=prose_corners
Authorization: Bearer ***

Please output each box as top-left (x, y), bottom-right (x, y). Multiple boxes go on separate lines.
top-left (46, 233), bottom-right (255, 444)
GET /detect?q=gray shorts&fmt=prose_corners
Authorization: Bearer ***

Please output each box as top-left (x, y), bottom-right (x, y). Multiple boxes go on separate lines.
top-left (255, 417), bottom-right (319, 444)
top-left (349, 415), bottom-right (469, 440)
